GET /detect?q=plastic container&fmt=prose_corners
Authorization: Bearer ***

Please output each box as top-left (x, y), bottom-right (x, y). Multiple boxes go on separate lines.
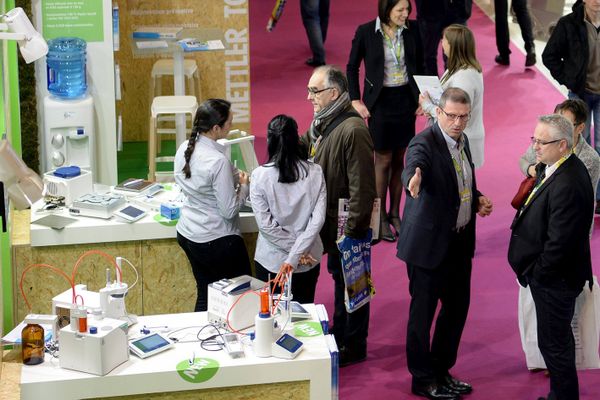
top-left (46, 37), bottom-right (88, 99)
top-left (21, 323), bottom-right (45, 365)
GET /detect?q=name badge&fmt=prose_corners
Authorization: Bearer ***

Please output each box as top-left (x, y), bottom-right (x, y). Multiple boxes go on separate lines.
top-left (391, 70), bottom-right (405, 84)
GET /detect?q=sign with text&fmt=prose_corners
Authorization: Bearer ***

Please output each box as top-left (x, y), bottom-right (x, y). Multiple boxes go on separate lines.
top-left (42, 0), bottom-right (104, 41)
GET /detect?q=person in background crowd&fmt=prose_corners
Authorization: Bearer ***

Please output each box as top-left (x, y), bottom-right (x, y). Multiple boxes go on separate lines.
top-left (251, 114), bottom-right (326, 303)
top-left (414, 0), bottom-right (472, 76)
top-left (543, 0), bottom-right (600, 214)
top-left (347, 0), bottom-right (424, 241)
top-left (419, 24), bottom-right (485, 168)
top-left (398, 87), bottom-right (493, 400)
top-left (302, 65), bottom-right (376, 367)
top-left (174, 99), bottom-right (251, 312)
top-left (494, 0), bottom-right (536, 66)
top-left (509, 114), bottom-right (594, 400)
top-left (301, 0), bottom-right (330, 66)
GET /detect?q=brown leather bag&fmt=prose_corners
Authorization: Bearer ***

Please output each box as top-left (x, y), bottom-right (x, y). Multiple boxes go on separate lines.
top-left (511, 177), bottom-right (536, 210)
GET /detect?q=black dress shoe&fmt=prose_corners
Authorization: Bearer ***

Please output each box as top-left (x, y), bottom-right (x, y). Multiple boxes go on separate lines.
top-left (440, 375), bottom-right (472, 394)
top-left (305, 57), bottom-right (325, 67)
top-left (525, 52), bottom-right (537, 67)
top-left (412, 383), bottom-right (461, 400)
top-left (339, 345), bottom-right (367, 367)
top-left (494, 54), bottom-right (510, 66)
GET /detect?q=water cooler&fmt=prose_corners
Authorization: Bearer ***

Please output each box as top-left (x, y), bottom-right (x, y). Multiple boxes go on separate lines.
top-left (42, 37), bottom-right (95, 174)
top-left (43, 95), bottom-right (95, 172)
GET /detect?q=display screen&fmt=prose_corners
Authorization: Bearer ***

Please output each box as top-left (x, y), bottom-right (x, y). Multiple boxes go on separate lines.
top-left (277, 334), bottom-right (302, 352)
top-left (132, 333), bottom-right (170, 353)
top-left (291, 302), bottom-right (309, 315)
top-left (119, 206), bottom-right (145, 218)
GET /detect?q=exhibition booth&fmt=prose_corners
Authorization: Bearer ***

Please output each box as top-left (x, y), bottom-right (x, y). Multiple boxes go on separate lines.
top-left (0, 1), bottom-right (335, 399)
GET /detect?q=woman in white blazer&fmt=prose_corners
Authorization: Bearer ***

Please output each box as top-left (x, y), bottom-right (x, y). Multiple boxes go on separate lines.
top-left (419, 24), bottom-right (485, 168)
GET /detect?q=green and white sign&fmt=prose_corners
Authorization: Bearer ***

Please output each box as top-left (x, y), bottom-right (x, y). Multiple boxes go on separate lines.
top-left (176, 358), bottom-right (219, 383)
top-left (42, 0), bottom-right (104, 42)
top-left (294, 321), bottom-right (323, 337)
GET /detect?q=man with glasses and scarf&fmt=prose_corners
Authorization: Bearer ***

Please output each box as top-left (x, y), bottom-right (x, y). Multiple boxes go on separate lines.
top-left (397, 87), bottom-right (493, 399)
top-left (301, 65), bottom-right (376, 367)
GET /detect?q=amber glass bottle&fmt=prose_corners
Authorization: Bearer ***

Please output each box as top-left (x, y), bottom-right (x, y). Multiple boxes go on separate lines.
top-left (21, 323), bottom-right (45, 365)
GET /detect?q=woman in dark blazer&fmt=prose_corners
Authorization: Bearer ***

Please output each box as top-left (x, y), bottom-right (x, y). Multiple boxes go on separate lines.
top-left (347, 0), bottom-right (424, 242)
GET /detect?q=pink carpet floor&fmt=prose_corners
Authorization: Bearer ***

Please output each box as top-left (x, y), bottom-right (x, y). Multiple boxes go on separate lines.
top-left (249, 1), bottom-right (600, 398)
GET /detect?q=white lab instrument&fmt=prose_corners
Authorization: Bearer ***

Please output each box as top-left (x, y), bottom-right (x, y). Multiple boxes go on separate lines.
top-left (70, 192), bottom-right (126, 219)
top-left (271, 333), bottom-right (303, 360)
top-left (113, 204), bottom-right (146, 223)
top-left (207, 275), bottom-right (264, 331)
top-left (59, 317), bottom-right (129, 375)
top-left (42, 94), bottom-right (95, 174)
top-left (222, 333), bottom-right (245, 359)
top-left (52, 284), bottom-right (101, 330)
top-left (217, 130), bottom-right (259, 173)
top-left (0, 7), bottom-right (48, 64)
top-left (0, 138), bottom-right (44, 209)
top-left (43, 168), bottom-right (93, 206)
top-left (129, 332), bottom-right (173, 359)
top-left (254, 311), bottom-right (274, 358)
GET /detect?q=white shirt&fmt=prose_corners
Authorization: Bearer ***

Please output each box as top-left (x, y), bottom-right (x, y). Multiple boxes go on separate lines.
top-left (174, 134), bottom-right (248, 243)
top-left (250, 161), bottom-right (326, 273)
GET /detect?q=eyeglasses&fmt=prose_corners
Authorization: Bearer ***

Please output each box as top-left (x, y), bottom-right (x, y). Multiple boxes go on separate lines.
top-left (307, 87), bottom-right (334, 96)
top-left (439, 108), bottom-right (471, 122)
top-left (530, 137), bottom-right (563, 146)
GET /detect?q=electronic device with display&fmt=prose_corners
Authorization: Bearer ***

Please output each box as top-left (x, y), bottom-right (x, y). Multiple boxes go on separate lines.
top-left (113, 204), bottom-right (147, 223)
top-left (129, 332), bottom-right (174, 359)
top-left (271, 333), bottom-right (303, 359)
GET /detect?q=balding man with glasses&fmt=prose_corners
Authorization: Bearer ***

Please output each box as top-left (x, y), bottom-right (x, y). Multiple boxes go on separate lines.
top-left (508, 114), bottom-right (594, 400)
top-left (397, 87), bottom-right (493, 400)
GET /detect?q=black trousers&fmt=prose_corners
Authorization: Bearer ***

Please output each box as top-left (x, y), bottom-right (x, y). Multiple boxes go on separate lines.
top-left (177, 232), bottom-right (251, 312)
top-left (530, 277), bottom-right (581, 400)
top-left (254, 260), bottom-right (321, 304)
top-left (494, 0), bottom-right (534, 56)
top-left (418, 17), bottom-right (468, 76)
top-left (328, 248), bottom-right (370, 350)
top-left (406, 230), bottom-right (472, 385)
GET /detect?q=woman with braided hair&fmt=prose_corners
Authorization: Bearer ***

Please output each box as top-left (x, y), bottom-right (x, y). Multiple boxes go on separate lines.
top-left (174, 98), bottom-right (251, 312)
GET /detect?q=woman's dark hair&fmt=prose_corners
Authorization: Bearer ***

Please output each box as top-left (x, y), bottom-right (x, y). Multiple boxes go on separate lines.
top-left (378, 0), bottom-right (412, 26)
top-left (266, 114), bottom-right (308, 183)
top-left (182, 98), bottom-right (231, 178)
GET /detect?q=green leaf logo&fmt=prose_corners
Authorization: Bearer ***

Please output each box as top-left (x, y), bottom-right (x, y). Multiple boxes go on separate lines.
top-left (293, 321), bottom-right (323, 337)
top-left (176, 358), bottom-right (219, 383)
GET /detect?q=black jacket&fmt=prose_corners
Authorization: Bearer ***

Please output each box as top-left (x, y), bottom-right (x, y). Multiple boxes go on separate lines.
top-left (542, 3), bottom-right (589, 97)
top-left (396, 124), bottom-right (481, 269)
top-left (508, 155), bottom-right (594, 290)
top-left (414, 0), bottom-right (472, 21)
top-left (346, 19), bottom-right (424, 110)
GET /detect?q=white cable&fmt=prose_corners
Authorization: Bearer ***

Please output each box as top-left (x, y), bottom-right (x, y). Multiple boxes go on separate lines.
top-left (119, 257), bottom-right (139, 290)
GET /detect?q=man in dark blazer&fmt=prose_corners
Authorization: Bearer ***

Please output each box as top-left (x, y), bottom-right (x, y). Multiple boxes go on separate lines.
top-left (508, 114), bottom-right (594, 400)
top-left (397, 87), bottom-right (493, 400)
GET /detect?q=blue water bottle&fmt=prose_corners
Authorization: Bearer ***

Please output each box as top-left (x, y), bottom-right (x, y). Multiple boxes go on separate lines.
top-left (46, 37), bottom-right (87, 99)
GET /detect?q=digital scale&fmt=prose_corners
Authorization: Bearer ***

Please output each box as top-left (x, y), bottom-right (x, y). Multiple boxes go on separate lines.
top-left (70, 192), bottom-right (126, 219)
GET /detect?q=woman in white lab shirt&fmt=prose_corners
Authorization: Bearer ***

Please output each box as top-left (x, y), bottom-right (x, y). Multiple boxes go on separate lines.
top-left (174, 98), bottom-right (251, 312)
top-left (251, 115), bottom-right (326, 303)
top-left (419, 24), bottom-right (485, 168)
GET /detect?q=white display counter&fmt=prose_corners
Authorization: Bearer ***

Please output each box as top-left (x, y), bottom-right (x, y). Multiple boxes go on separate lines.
top-left (17, 306), bottom-right (334, 400)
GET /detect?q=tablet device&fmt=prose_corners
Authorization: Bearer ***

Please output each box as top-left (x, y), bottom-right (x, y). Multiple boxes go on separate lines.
top-left (114, 205), bottom-right (146, 223)
top-left (129, 332), bottom-right (174, 359)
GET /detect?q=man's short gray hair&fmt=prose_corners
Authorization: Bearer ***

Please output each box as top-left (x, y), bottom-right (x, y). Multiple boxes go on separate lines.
top-left (538, 113), bottom-right (573, 148)
top-left (315, 65), bottom-right (348, 94)
top-left (438, 87), bottom-right (471, 109)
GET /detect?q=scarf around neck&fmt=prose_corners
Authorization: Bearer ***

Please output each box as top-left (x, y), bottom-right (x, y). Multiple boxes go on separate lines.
top-left (308, 91), bottom-right (351, 143)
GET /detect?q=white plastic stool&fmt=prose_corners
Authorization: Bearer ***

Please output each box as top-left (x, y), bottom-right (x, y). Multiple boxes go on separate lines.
top-left (148, 95), bottom-right (197, 181)
top-left (150, 59), bottom-right (201, 100)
